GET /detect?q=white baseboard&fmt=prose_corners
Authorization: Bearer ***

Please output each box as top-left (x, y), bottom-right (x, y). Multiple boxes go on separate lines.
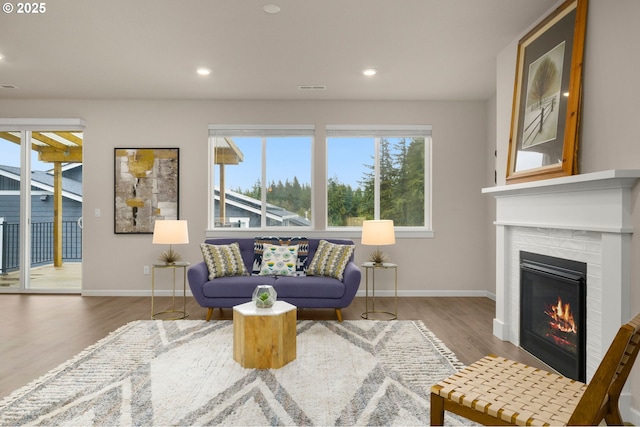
top-left (355, 289), bottom-right (495, 298)
top-left (82, 290), bottom-right (194, 297)
top-left (626, 398), bottom-right (640, 426)
top-left (83, 289), bottom-right (497, 299)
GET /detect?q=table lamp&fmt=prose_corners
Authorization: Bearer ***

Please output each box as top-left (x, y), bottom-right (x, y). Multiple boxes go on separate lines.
top-left (152, 219), bottom-right (189, 264)
top-left (361, 219), bottom-right (395, 265)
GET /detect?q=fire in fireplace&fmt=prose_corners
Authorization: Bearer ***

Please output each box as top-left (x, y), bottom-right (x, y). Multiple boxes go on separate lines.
top-left (519, 251), bottom-right (586, 381)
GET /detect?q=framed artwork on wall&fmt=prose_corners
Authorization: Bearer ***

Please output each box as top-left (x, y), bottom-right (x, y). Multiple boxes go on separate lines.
top-left (114, 147), bottom-right (179, 234)
top-left (506, 0), bottom-right (588, 184)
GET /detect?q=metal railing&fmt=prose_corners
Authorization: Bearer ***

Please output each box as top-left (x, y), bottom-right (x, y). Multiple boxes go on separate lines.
top-left (0, 220), bottom-right (82, 274)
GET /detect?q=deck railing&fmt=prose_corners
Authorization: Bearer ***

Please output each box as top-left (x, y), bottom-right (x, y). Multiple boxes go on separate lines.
top-left (0, 220), bottom-right (82, 274)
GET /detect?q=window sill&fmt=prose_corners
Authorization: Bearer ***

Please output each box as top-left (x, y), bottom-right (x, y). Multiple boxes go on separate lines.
top-left (205, 228), bottom-right (434, 240)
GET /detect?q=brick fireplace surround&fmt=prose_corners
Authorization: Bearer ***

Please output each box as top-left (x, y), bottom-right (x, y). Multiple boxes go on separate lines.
top-left (484, 169), bottom-right (640, 418)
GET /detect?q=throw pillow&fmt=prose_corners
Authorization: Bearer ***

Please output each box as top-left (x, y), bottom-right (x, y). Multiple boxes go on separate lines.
top-left (259, 244), bottom-right (299, 276)
top-left (252, 237), bottom-right (309, 274)
top-left (200, 242), bottom-right (248, 280)
top-left (306, 239), bottom-right (355, 281)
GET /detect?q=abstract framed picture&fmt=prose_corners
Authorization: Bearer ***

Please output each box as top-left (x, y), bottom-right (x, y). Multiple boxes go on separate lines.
top-left (506, 0), bottom-right (588, 184)
top-left (114, 148), bottom-right (179, 234)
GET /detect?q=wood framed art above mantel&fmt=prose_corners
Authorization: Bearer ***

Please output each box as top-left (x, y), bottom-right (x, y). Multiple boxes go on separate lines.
top-left (506, 0), bottom-right (588, 184)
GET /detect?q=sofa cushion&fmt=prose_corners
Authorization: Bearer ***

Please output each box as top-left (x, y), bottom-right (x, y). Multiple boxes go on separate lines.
top-left (306, 239), bottom-right (355, 281)
top-left (202, 275), bottom-right (276, 298)
top-left (259, 243), bottom-right (299, 276)
top-left (252, 237), bottom-right (309, 274)
top-left (274, 275), bottom-right (345, 299)
top-left (200, 242), bottom-right (248, 280)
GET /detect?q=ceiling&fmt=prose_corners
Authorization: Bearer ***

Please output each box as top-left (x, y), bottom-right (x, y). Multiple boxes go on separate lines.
top-left (0, 0), bottom-right (557, 101)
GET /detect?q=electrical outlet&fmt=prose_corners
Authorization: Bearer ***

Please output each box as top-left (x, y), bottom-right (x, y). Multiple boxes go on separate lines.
top-left (95, 208), bottom-right (101, 217)
top-left (144, 266), bottom-right (150, 275)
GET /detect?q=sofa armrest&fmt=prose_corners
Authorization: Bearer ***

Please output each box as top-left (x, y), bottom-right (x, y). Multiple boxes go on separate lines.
top-left (187, 262), bottom-right (209, 306)
top-left (340, 261), bottom-right (361, 304)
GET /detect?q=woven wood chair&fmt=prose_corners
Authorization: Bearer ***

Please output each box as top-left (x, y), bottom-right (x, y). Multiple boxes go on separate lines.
top-left (431, 312), bottom-right (640, 426)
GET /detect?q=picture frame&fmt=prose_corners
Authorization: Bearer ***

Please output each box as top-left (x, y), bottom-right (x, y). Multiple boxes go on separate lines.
top-left (114, 147), bottom-right (179, 234)
top-left (506, 0), bottom-right (588, 184)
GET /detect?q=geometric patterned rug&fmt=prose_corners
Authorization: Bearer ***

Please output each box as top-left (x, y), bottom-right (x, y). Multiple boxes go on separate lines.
top-left (0, 320), bottom-right (473, 426)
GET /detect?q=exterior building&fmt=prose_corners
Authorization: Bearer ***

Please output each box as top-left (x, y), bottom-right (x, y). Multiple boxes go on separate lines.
top-left (0, 164), bottom-right (82, 273)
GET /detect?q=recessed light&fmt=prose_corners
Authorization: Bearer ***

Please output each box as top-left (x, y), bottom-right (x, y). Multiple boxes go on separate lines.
top-left (362, 68), bottom-right (377, 77)
top-left (263, 4), bottom-right (281, 14)
top-left (197, 68), bottom-right (211, 76)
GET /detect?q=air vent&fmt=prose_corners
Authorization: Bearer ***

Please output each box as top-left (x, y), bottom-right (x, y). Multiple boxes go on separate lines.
top-left (1, 84), bottom-right (18, 89)
top-left (298, 85), bottom-right (326, 91)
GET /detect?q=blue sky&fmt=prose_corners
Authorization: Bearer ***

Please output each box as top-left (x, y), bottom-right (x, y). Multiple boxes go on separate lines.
top-left (0, 140), bottom-right (50, 170)
top-left (219, 137), bottom-right (374, 191)
top-left (1, 135), bottom-right (375, 189)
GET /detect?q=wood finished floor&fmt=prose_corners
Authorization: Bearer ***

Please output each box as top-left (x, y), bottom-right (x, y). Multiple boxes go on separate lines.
top-left (0, 295), bottom-right (549, 399)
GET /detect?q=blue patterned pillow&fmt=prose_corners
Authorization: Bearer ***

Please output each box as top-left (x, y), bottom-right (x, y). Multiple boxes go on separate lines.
top-left (252, 237), bottom-right (308, 274)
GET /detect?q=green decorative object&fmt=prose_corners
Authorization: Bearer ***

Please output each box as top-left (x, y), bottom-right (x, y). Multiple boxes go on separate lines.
top-left (252, 284), bottom-right (277, 308)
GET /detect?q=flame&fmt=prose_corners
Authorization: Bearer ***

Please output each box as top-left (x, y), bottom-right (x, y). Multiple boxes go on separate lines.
top-left (544, 296), bottom-right (577, 334)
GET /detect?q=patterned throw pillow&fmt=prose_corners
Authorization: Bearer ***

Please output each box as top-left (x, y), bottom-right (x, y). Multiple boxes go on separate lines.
top-left (259, 244), bottom-right (299, 276)
top-left (200, 242), bottom-right (248, 280)
top-left (252, 237), bottom-right (309, 274)
top-left (306, 240), bottom-right (355, 281)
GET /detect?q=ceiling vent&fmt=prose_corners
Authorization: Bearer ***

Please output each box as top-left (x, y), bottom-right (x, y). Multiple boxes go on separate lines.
top-left (1, 84), bottom-right (18, 89)
top-left (298, 85), bottom-right (326, 91)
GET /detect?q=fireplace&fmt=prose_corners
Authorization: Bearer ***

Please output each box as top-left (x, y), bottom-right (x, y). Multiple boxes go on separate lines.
top-left (520, 251), bottom-right (586, 382)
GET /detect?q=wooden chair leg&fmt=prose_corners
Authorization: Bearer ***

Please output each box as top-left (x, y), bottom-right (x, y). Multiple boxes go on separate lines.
top-left (604, 403), bottom-right (624, 425)
top-left (430, 392), bottom-right (445, 426)
top-left (335, 308), bottom-right (343, 322)
top-left (205, 307), bottom-right (214, 321)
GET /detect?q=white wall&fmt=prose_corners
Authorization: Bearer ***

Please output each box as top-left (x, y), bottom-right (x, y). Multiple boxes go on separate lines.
top-left (0, 99), bottom-right (490, 297)
top-left (494, 0), bottom-right (640, 420)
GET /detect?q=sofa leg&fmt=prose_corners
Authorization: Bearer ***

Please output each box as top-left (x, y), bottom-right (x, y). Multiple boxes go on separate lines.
top-left (335, 308), bottom-right (343, 322)
top-left (206, 308), bottom-right (214, 321)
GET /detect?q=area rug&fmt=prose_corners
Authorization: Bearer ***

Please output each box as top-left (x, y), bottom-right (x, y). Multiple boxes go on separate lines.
top-left (0, 320), bottom-right (472, 426)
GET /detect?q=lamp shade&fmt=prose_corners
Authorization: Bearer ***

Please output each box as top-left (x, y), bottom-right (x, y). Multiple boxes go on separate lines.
top-left (152, 220), bottom-right (189, 245)
top-left (361, 220), bottom-right (395, 246)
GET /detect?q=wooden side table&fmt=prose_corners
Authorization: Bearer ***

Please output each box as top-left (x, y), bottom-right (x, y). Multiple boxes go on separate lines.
top-left (361, 262), bottom-right (398, 320)
top-left (151, 262), bottom-right (190, 320)
top-left (233, 301), bottom-right (297, 369)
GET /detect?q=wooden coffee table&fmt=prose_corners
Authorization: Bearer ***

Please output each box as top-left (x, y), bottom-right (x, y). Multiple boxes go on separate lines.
top-left (233, 301), bottom-right (297, 369)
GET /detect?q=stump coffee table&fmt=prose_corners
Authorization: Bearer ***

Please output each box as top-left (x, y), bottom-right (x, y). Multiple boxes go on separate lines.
top-left (233, 301), bottom-right (297, 369)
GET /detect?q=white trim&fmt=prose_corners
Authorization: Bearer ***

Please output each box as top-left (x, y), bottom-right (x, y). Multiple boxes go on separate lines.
top-left (209, 124), bottom-right (315, 136)
top-left (205, 228), bottom-right (434, 239)
top-left (326, 124), bottom-right (432, 137)
top-left (0, 118), bottom-right (85, 131)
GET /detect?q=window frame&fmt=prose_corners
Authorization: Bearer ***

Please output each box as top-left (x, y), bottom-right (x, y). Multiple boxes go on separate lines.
top-left (206, 124), bottom-right (433, 238)
top-left (325, 125), bottom-right (432, 233)
top-left (208, 124), bottom-right (315, 231)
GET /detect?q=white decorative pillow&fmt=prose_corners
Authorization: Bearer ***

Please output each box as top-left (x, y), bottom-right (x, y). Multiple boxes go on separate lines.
top-left (259, 244), bottom-right (299, 276)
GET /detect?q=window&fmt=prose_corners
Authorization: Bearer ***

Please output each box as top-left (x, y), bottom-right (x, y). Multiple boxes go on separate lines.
top-left (326, 125), bottom-right (431, 228)
top-left (208, 125), bottom-right (313, 229)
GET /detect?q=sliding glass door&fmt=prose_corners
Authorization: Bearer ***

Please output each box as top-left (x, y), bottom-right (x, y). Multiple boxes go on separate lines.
top-left (0, 119), bottom-right (84, 293)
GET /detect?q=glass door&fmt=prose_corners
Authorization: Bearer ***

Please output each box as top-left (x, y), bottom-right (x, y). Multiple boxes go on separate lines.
top-left (0, 119), bottom-right (84, 293)
top-left (0, 131), bottom-right (23, 290)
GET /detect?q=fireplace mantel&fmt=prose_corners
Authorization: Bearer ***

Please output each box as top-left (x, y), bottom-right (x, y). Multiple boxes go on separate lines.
top-left (483, 169), bottom-right (640, 233)
top-left (483, 169), bottom-right (640, 386)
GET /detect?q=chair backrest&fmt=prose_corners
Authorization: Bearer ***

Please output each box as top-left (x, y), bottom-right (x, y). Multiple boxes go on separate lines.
top-left (568, 312), bottom-right (640, 425)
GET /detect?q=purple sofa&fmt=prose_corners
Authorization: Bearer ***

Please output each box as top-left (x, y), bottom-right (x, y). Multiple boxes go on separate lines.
top-left (187, 238), bottom-right (361, 322)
